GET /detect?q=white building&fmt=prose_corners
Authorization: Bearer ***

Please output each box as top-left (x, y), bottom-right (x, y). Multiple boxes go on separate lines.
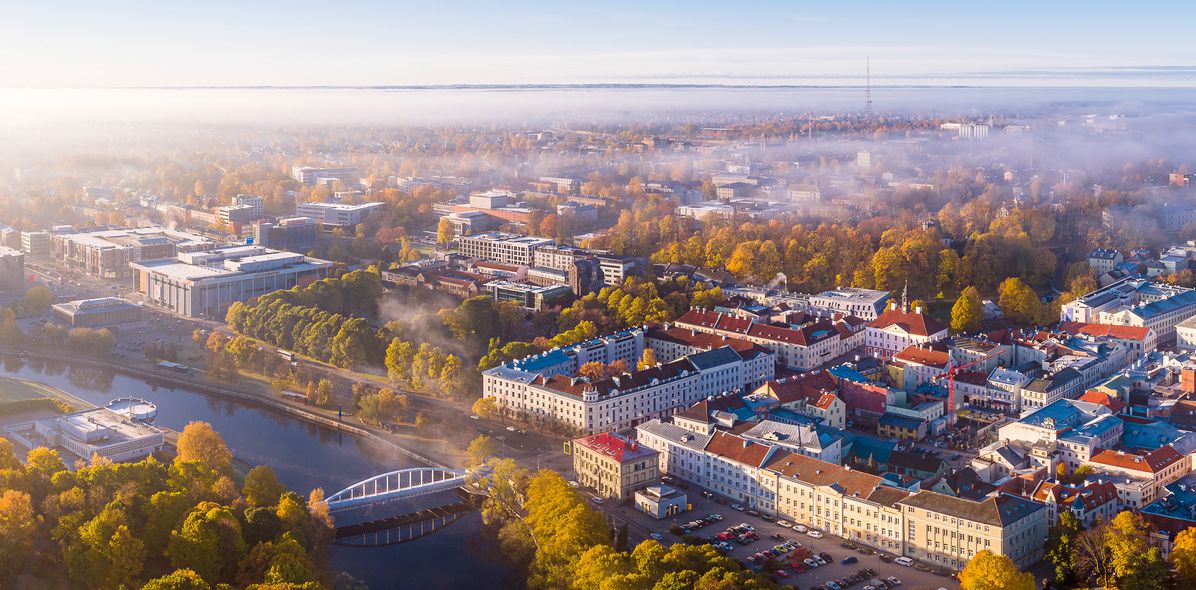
top-left (295, 201), bottom-right (385, 227)
top-left (673, 309), bottom-right (865, 371)
top-left (291, 166), bottom-right (358, 186)
top-left (458, 232), bottom-right (555, 266)
top-left (864, 302), bottom-right (949, 359)
top-left (807, 288), bottom-right (891, 321)
top-left (1061, 278), bottom-right (1196, 343)
top-left (5, 407), bottom-right (164, 463)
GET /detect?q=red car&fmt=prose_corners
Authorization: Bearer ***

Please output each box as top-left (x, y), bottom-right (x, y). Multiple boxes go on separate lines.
top-left (790, 562), bottom-right (808, 573)
top-left (774, 570), bottom-right (790, 578)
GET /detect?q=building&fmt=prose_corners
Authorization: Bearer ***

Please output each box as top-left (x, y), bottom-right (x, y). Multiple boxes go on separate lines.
top-left (291, 166), bottom-right (358, 186)
top-left (1083, 445), bottom-right (1189, 509)
top-left (458, 232), bottom-right (555, 266)
top-left (129, 246), bottom-right (333, 318)
top-left (998, 398), bottom-right (1121, 473)
top-left (483, 345), bottom-right (760, 434)
top-left (52, 297), bottom-right (143, 328)
top-left (877, 412), bottom-right (927, 441)
top-left (635, 485), bottom-right (688, 519)
top-left (787, 184), bottom-right (822, 202)
top-left (1031, 479), bottom-right (1120, 527)
top-left (1089, 249), bottom-right (1124, 274)
top-left (597, 255), bottom-right (637, 286)
top-left (1058, 322), bottom-right (1157, 363)
top-left (1061, 278), bottom-right (1196, 343)
top-left (50, 227), bottom-right (215, 279)
top-left (5, 407), bottom-right (164, 463)
top-left (252, 217), bottom-right (318, 253)
top-left (572, 432), bottom-right (659, 502)
top-left (864, 302), bottom-right (949, 359)
top-left (750, 373), bottom-right (846, 429)
top-left (808, 288), bottom-right (891, 321)
top-left (485, 281), bottom-right (572, 311)
top-left (21, 231), bottom-right (51, 260)
top-left (539, 176), bottom-right (579, 194)
top-left (673, 309), bottom-right (865, 371)
top-left (295, 201), bottom-right (385, 228)
top-left (646, 325), bottom-right (777, 391)
top-left (0, 247), bottom-right (24, 290)
top-left (897, 491), bottom-right (1046, 570)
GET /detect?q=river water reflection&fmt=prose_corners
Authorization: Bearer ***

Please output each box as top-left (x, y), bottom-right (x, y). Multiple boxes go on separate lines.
top-left (0, 355), bottom-right (520, 589)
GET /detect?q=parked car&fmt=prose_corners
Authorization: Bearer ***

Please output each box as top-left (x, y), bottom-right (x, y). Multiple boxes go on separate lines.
top-left (819, 552), bottom-right (832, 562)
top-left (804, 558), bottom-right (819, 568)
top-left (731, 504), bottom-right (745, 511)
top-left (886, 577), bottom-right (902, 586)
top-left (807, 530), bottom-right (824, 539)
top-left (746, 509), bottom-right (761, 517)
top-left (842, 556), bottom-right (858, 565)
top-left (777, 519), bottom-right (792, 527)
top-left (826, 582), bottom-right (842, 590)
top-left (793, 524), bottom-right (808, 533)
top-left (894, 556), bottom-right (913, 567)
top-left (649, 532), bottom-right (662, 540)
top-left (774, 570), bottom-right (790, 579)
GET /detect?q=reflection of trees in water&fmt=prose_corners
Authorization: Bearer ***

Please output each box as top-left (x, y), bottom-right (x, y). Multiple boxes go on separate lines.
top-left (2, 355), bottom-right (25, 373)
top-left (43, 360), bottom-right (67, 377)
top-left (66, 366), bottom-right (115, 393)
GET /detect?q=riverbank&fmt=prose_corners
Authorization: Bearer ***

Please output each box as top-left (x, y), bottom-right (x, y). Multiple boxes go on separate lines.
top-left (0, 346), bottom-right (460, 470)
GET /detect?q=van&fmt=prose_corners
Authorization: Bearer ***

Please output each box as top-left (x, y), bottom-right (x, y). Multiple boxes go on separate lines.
top-left (894, 557), bottom-right (913, 567)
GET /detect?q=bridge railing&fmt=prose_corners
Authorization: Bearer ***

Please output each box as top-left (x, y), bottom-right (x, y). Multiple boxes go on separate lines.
top-left (325, 467), bottom-right (468, 512)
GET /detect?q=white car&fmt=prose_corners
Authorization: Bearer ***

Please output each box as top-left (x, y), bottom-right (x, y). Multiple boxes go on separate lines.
top-left (792, 524), bottom-right (808, 533)
top-left (777, 519), bottom-right (792, 527)
top-left (806, 530), bottom-right (824, 539)
top-left (649, 533), bottom-right (663, 541)
top-left (894, 556), bottom-right (914, 567)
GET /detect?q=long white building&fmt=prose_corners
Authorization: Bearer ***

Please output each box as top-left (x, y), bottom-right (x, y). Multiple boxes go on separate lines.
top-left (129, 245), bottom-right (333, 318)
top-left (1061, 277), bottom-right (1196, 343)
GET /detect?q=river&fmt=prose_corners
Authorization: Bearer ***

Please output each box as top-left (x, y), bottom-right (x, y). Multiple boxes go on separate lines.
top-left (0, 355), bottom-right (521, 590)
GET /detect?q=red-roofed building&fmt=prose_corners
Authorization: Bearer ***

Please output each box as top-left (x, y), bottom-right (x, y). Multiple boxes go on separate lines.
top-left (891, 344), bottom-right (951, 390)
top-left (1058, 321), bottom-right (1156, 361)
top-left (751, 372), bottom-right (847, 428)
top-left (1083, 445), bottom-right (1189, 509)
top-left (865, 301), bottom-right (948, 359)
top-left (838, 379), bottom-right (900, 425)
top-left (1077, 389), bottom-right (1128, 414)
top-left (1031, 479), bottom-right (1120, 527)
top-left (572, 432), bottom-right (660, 501)
top-left (673, 309), bottom-right (865, 370)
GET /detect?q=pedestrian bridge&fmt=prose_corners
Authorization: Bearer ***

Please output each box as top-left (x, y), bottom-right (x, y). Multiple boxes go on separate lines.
top-left (325, 467), bottom-right (469, 512)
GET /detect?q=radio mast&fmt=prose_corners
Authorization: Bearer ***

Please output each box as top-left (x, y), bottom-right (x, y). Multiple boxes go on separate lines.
top-left (865, 57), bottom-right (873, 115)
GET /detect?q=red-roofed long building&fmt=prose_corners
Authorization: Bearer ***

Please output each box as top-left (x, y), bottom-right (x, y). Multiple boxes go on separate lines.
top-left (673, 308), bottom-right (865, 370)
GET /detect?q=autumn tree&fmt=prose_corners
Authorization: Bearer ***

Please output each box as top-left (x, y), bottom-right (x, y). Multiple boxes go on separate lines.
top-left (437, 217), bottom-right (455, 245)
top-left (1172, 527), bottom-right (1196, 587)
top-left (472, 396), bottom-right (499, 420)
top-left (997, 277), bottom-right (1042, 325)
top-left (467, 435), bottom-right (498, 467)
top-left (314, 379), bottom-right (333, 407)
top-left (1106, 511), bottom-right (1168, 590)
top-left (0, 490), bottom-right (35, 583)
top-left (638, 348), bottom-right (658, 370)
top-left (1046, 511), bottom-right (1080, 585)
top-left (175, 421), bottom-right (233, 474)
top-left (243, 466), bottom-right (286, 507)
top-left (959, 550), bottom-right (1034, 590)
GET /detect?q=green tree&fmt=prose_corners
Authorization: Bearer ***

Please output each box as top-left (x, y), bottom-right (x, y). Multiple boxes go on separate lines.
top-left (106, 524), bottom-right (147, 589)
top-left (1046, 511), bottom-right (1080, 585)
top-left (384, 338), bottom-right (415, 385)
top-left (243, 466), bottom-right (286, 508)
top-left (176, 422), bottom-right (233, 474)
top-left (439, 354), bottom-right (464, 397)
top-left (142, 569), bottom-right (212, 590)
top-left (314, 379), bottom-right (333, 408)
top-left (950, 286), bottom-right (984, 333)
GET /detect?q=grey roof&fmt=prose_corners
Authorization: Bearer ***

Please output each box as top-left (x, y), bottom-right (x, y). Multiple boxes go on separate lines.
top-left (686, 346), bottom-right (744, 371)
top-left (635, 419), bottom-right (713, 451)
top-left (898, 491), bottom-right (1044, 526)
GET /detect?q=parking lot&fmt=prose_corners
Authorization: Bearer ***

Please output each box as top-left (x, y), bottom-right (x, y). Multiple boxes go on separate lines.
top-left (593, 483), bottom-right (959, 590)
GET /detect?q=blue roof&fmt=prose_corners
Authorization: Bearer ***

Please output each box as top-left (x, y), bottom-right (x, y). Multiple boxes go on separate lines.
top-left (1060, 414), bottom-right (1121, 443)
top-left (509, 348), bottom-right (572, 372)
top-left (828, 364), bottom-right (870, 384)
top-left (767, 408), bottom-right (820, 426)
top-left (1018, 399), bottom-right (1085, 429)
top-left (1120, 418), bottom-right (1185, 452)
top-left (879, 413), bottom-right (925, 431)
top-left (1132, 289), bottom-right (1196, 320)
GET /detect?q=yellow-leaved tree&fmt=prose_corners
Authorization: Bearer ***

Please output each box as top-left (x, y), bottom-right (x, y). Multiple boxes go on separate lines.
top-left (959, 550), bottom-right (1034, 590)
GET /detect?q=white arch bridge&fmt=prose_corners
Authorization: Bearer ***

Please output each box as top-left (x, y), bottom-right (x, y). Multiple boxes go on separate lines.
top-left (325, 467), bottom-right (469, 512)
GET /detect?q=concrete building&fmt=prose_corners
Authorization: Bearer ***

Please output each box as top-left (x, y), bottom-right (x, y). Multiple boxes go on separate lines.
top-left (21, 231), bottom-right (51, 260)
top-left (597, 255), bottom-right (637, 286)
top-left (291, 166), bottom-right (358, 186)
top-left (5, 407), bottom-right (164, 463)
top-left (1088, 249), bottom-right (1125, 274)
top-left (572, 432), bottom-right (660, 502)
top-left (295, 201), bottom-right (385, 228)
top-left (787, 184), bottom-right (822, 202)
top-left (0, 247), bottom-right (24, 290)
top-left (458, 232), bottom-right (554, 266)
top-left (484, 281), bottom-right (572, 311)
top-left (539, 176), bottom-right (579, 194)
top-left (52, 297), bottom-right (143, 328)
top-left (252, 217), bottom-right (318, 253)
top-left (129, 245), bottom-right (333, 319)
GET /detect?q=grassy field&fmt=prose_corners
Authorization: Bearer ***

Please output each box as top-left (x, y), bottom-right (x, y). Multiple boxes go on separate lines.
top-left (0, 377), bottom-right (93, 416)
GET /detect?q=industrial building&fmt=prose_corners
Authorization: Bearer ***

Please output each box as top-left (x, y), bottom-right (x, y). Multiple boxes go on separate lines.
top-left (129, 245), bottom-right (333, 318)
top-left (5, 407), bottom-right (164, 463)
top-left (295, 201), bottom-right (385, 228)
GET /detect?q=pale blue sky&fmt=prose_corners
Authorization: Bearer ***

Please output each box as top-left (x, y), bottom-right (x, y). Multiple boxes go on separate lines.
top-left (6, 1), bottom-right (1196, 87)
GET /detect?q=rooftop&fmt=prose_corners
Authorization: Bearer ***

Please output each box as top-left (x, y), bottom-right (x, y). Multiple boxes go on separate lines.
top-left (573, 432), bottom-right (658, 463)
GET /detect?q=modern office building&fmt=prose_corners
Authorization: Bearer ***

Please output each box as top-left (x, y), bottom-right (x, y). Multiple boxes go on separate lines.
top-left (458, 232), bottom-right (555, 266)
top-left (0, 247), bottom-right (24, 290)
top-left (52, 297), bottom-right (144, 328)
top-left (484, 280), bottom-right (572, 311)
top-left (50, 227), bottom-right (215, 279)
top-left (291, 166), bottom-right (358, 186)
top-left (295, 201), bottom-right (385, 228)
top-left (252, 217), bottom-right (318, 252)
top-left (129, 245), bottom-right (333, 318)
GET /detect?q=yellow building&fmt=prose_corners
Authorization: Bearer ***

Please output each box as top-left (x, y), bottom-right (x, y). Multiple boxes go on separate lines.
top-left (572, 432), bottom-right (660, 502)
top-left (896, 490), bottom-right (1047, 570)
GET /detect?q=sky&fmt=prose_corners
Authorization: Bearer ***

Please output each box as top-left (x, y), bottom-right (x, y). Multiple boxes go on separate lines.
top-left (5, 1), bottom-right (1196, 87)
